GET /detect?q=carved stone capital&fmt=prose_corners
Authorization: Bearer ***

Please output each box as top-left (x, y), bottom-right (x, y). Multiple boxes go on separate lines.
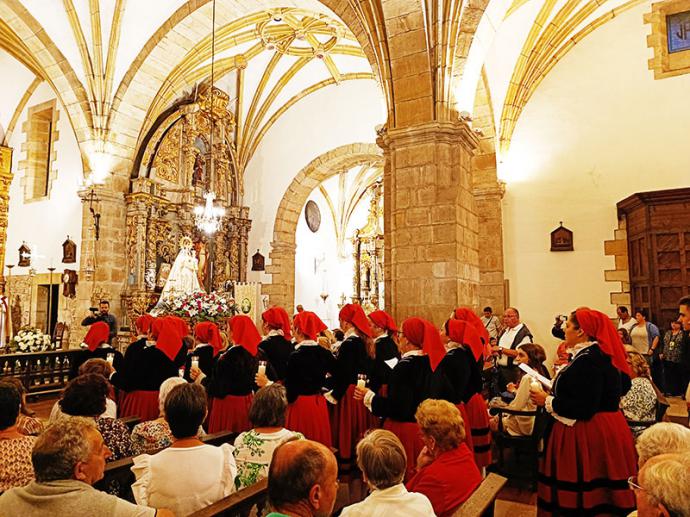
top-left (377, 120), bottom-right (479, 153)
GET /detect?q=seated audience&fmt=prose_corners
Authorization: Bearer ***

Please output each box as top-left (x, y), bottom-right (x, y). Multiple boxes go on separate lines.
top-left (631, 452), bottom-right (690, 517)
top-left (406, 399), bottom-right (481, 516)
top-left (621, 352), bottom-right (658, 437)
top-left (0, 382), bottom-right (36, 491)
top-left (58, 373), bottom-right (133, 460)
top-left (490, 344), bottom-right (548, 436)
top-left (2, 376), bottom-right (43, 436)
top-left (0, 417), bottom-right (169, 516)
top-left (341, 429), bottom-right (434, 516)
top-left (50, 358), bottom-right (117, 422)
top-left (131, 376), bottom-right (206, 455)
top-left (132, 383), bottom-right (237, 516)
top-left (234, 384), bottom-right (303, 490)
top-left (267, 439), bottom-right (338, 517)
top-left (635, 423), bottom-right (690, 467)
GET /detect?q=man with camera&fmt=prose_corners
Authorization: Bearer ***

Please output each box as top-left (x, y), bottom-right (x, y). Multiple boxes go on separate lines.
top-left (81, 300), bottom-right (117, 344)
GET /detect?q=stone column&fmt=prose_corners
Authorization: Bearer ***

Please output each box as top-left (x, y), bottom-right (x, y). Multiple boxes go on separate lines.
top-left (379, 121), bottom-right (480, 324)
top-left (264, 241), bottom-right (297, 311)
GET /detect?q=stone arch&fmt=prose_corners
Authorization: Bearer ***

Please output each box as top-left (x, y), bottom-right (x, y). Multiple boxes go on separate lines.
top-left (263, 143), bottom-right (383, 309)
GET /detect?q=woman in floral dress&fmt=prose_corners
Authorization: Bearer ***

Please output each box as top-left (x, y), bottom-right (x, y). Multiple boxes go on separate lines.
top-left (0, 382), bottom-right (36, 491)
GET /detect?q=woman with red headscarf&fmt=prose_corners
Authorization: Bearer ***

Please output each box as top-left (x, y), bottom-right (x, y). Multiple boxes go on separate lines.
top-left (354, 317), bottom-right (442, 481)
top-left (71, 321), bottom-right (124, 378)
top-left (281, 311), bottom-right (336, 447)
top-left (259, 306), bottom-right (294, 382)
top-left (368, 310), bottom-right (401, 396)
top-left (191, 315), bottom-right (264, 433)
top-left (114, 316), bottom-right (187, 421)
top-left (184, 321), bottom-right (223, 378)
top-left (530, 308), bottom-right (636, 516)
top-left (327, 304), bottom-right (378, 467)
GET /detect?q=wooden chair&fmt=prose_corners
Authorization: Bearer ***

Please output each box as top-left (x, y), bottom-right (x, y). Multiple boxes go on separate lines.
top-left (188, 478), bottom-right (268, 517)
top-left (491, 406), bottom-right (549, 489)
top-left (452, 473), bottom-right (508, 517)
top-left (52, 322), bottom-right (66, 348)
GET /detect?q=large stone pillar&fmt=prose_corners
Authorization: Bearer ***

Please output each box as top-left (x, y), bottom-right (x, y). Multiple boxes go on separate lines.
top-left (379, 121), bottom-right (480, 324)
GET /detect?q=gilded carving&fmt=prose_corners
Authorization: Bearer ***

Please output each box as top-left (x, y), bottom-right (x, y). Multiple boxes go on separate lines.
top-left (152, 122), bottom-right (182, 183)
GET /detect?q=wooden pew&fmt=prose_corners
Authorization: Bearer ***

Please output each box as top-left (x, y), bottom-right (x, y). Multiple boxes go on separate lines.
top-left (117, 415), bottom-right (141, 432)
top-left (95, 430), bottom-right (238, 502)
top-left (188, 478), bottom-right (268, 517)
top-left (452, 473), bottom-right (508, 517)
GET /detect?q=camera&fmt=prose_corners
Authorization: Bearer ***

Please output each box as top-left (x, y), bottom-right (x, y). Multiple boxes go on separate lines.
top-left (89, 307), bottom-right (99, 313)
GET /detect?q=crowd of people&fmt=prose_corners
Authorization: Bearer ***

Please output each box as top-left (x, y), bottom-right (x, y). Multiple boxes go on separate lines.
top-left (0, 299), bottom-right (689, 516)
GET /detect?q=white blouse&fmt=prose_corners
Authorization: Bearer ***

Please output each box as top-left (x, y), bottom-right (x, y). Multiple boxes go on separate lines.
top-left (131, 443), bottom-right (236, 517)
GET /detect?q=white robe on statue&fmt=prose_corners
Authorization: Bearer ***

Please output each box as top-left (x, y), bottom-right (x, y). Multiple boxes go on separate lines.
top-left (151, 244), bottom-right (204, 316)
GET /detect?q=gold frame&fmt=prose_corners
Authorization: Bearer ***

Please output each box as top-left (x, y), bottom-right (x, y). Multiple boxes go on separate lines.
top-left (645, 0), bottom-right (690, 79)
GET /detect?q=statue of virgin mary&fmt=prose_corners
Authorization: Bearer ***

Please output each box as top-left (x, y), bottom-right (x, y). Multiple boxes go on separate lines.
top-left (151, 237), bottom-right (204, 315)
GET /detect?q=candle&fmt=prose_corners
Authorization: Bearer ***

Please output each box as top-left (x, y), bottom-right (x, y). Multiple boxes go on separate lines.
top-left (530, 377), bottom-right (541, 392)
top-left (357, 374), bottom-right (367, 389)
top-left (106, 353), bottom-right (115, 365)
top-left (258, 361), bottom-right (267, 376)
top-left (178, 368), bottom-right (185, 378)
top-left (191, 358), bottom-right (199, 370)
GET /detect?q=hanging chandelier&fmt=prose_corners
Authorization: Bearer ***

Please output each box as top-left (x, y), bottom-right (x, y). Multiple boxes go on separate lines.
top-left (194, 0), bottom-right (224, 235)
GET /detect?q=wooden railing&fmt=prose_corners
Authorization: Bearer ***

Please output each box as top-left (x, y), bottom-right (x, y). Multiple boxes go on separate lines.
top-left (0, 349), bottom-right (82, 396)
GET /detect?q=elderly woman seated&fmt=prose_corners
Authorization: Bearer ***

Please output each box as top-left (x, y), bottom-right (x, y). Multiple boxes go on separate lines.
top-left (132, 383), bottom-right (237, 516)
top-left (50, 359), bottom-right (117, 422)
top-left (620, 352), bottom-right (658, 437)
top-left (405, 399), bottom-right (482, 517)
top-left (635, 423), bottom-right (690, 468)
top-left (131, 377), bottom-right (206, 455)
top-left (341, 429), bottom-right (434, 516)
top-left (0, 382), bottom-right (36, 492)
top-left (1, 376), bottom-right (43, 436)
top-left (233, 383), bottom-right (303, 489)
top-left (58, 373), bottom-right (133, 461)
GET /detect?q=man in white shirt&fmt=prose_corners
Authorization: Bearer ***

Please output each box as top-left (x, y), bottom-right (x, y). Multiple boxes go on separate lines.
top-left (617, 306), bottom-right (636, 332)
top-left (493, 307), bottom-right (533, 390)
top-left (340, 429), bottom-right (434, 517)
top-left (480, 306), bottom-right (502, 339)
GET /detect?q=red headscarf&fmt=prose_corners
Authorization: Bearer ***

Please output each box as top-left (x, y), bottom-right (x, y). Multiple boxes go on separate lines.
top-left (575, 308), bottom-right (631, 376)
top-left (83, 321), bottom-right (110, 352)
top-left (135, 314), bottom-right (155, 335)
top-left (151, 317), bottom-right (184, 361)
top-left (447, 319), bottom-right (484, 361)
top-left (293, 311), bottom-right (327, 341)
top-left (368, 310), bottom-right (398, 333)
top-left (401, 317), bottom-right (446, 371)
top-left (453, 307), bottom-right (490, 346)
top-left (167, 316), bottom-right (190, 338)
top-left (339, 304), bottom-right (373, 337)
top-left (194, 322), bottom-right (223, 357)
top-left (262, 307), bottom-right (292, 340)
top-left (228, 315), bottom-right (261, 356)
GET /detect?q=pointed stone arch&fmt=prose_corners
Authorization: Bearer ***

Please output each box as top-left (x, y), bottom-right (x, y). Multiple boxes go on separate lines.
top-left (263, 143), bottom-right (383, 309)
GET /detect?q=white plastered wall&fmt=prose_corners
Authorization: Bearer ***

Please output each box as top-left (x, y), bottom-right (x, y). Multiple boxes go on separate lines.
top-left (498, 4), bottom-right (690, 358)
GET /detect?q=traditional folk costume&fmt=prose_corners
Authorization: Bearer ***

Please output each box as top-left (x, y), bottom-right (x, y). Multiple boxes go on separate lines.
top-left (284, 311), bottom-right (336, 447)
top-left (259, 307), bottom-right (294, 382)
top-left (184, 322), bottom-right (222, 378)
top-left (363, 317), bottom-right (444, 481)
top-left (368, 310), bottom-right (401, 396)
top-left (537, 309), bottom-right (636, 516)
top-left (114, 316), bottom-right (186, 421)
top-left (202, 316), bottom-right (261, 434)
top-left (71, 321), bottom-right (124, 379)
top-left (452, 308), bottom-right (492, 468)
top-left (328, 304), bottom-right (378, 465)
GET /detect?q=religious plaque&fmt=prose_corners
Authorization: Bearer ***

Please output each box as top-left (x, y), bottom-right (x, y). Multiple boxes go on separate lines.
top-left (645, 0), bottom-right (690, 79)
top-left (18, 242), bottom-right (31, 267)
top-left (305, 200), bottom-right (321, 233)
top-left (62, 236), bottom-right (77, 263)
top-left (252, 250), bottom-right (265, 271)
top-left (62, 269), bottom-right (78, 298)
top-left (668, 10), bottom-right (690, 53)
top-left (550, 223), bottom-right (574, 251)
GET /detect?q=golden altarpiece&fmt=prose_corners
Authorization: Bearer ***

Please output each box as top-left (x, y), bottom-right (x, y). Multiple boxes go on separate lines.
top-left (351, 181), bottom-right (384, 312)
top-left (122, 86), bottom-right (251, 321)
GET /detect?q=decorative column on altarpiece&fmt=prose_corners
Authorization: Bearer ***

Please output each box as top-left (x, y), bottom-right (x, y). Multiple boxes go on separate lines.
top-left (377, 121), bottom-right (480, 325)
top-left (0, 146), bottom-right (13, 291)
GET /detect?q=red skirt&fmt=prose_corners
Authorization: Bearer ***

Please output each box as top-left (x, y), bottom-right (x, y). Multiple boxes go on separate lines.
top-left (208, 394), bottom-right (253, 434)
top-left (384, 419), bottom-right (423, 482)
top-left (538, 411), bottom-right (637, 516)
top-left (456, 402), bottom-right (475, 453)
top-left (118, 390), bottom-right (159, 422)
top-left (465, 393), bottom-right (492, 468)
top-left (330, 385), bottom-right (378, 462)
top-left (286, 394), bottom-right (332, 448)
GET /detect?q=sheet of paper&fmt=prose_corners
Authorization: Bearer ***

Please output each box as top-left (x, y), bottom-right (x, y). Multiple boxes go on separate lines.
top-left (384, 357), bottom-right (399, 369)
top-left (518, 363), bottom-right (553, 390)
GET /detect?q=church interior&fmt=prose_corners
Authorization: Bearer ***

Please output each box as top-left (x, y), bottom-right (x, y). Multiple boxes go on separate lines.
top-left (1, 0), bottom-right (690, 515)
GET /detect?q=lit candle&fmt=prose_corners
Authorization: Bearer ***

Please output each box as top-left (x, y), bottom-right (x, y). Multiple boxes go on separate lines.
top-left (178, 368), bottom-right (185, 378)
top-left (106, 353), bottom-right (115, 365)
top-left (191, 357), bottom-right (199, 370)
top-left (357, 374), bottom-right (367, 389)
top-left (258, 361), bottom-right (267, 376)
top-left (530, 377), bottom-right (541, 392)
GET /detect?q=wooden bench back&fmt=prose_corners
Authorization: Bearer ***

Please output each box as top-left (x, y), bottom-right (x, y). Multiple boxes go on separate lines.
top-left (452, 473), bottom-right (508, 517)
top-left (188, 478), bottom-right (268, 517)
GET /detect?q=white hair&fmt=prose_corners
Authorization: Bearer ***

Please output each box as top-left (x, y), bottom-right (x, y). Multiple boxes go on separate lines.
top-left (642, 452), bottom-right (690, 517)
top-left (33, 417), bottom-right (98, 482)
top-left (159, 377), bottom-right (187, 414)
top-left (636, 423), bottom-right (690, 467)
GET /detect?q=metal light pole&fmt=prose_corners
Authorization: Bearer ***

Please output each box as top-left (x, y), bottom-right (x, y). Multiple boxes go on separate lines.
top-left (47, 267), bottom-right (55, 337)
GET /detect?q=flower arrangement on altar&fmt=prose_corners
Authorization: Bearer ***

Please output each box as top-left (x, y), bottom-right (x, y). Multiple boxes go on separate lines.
top-left (156, 291), bottom-right (237, 323)
top-left (10, 327), bottom-right (54, 353)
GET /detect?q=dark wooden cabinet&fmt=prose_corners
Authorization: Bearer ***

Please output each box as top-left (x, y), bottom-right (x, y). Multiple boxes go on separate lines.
top-left (618, 187), bottom-right (690, 329)
top-left (0, 349), bottom-right (82, 397)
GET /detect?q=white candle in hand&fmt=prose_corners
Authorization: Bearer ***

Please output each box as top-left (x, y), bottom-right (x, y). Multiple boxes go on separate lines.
top-left (357, 374), bottom-right (367, 389)
top-left (191, 358), bottom-right (199, 370)
top-left (179, 368), bottom-right (185, 378)
top-left (106, 353), bottom-right (114, 365)
top-left (258, 361), bottom-right (266, 375)
top-left (530, 377), bottom-right (541, 392)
